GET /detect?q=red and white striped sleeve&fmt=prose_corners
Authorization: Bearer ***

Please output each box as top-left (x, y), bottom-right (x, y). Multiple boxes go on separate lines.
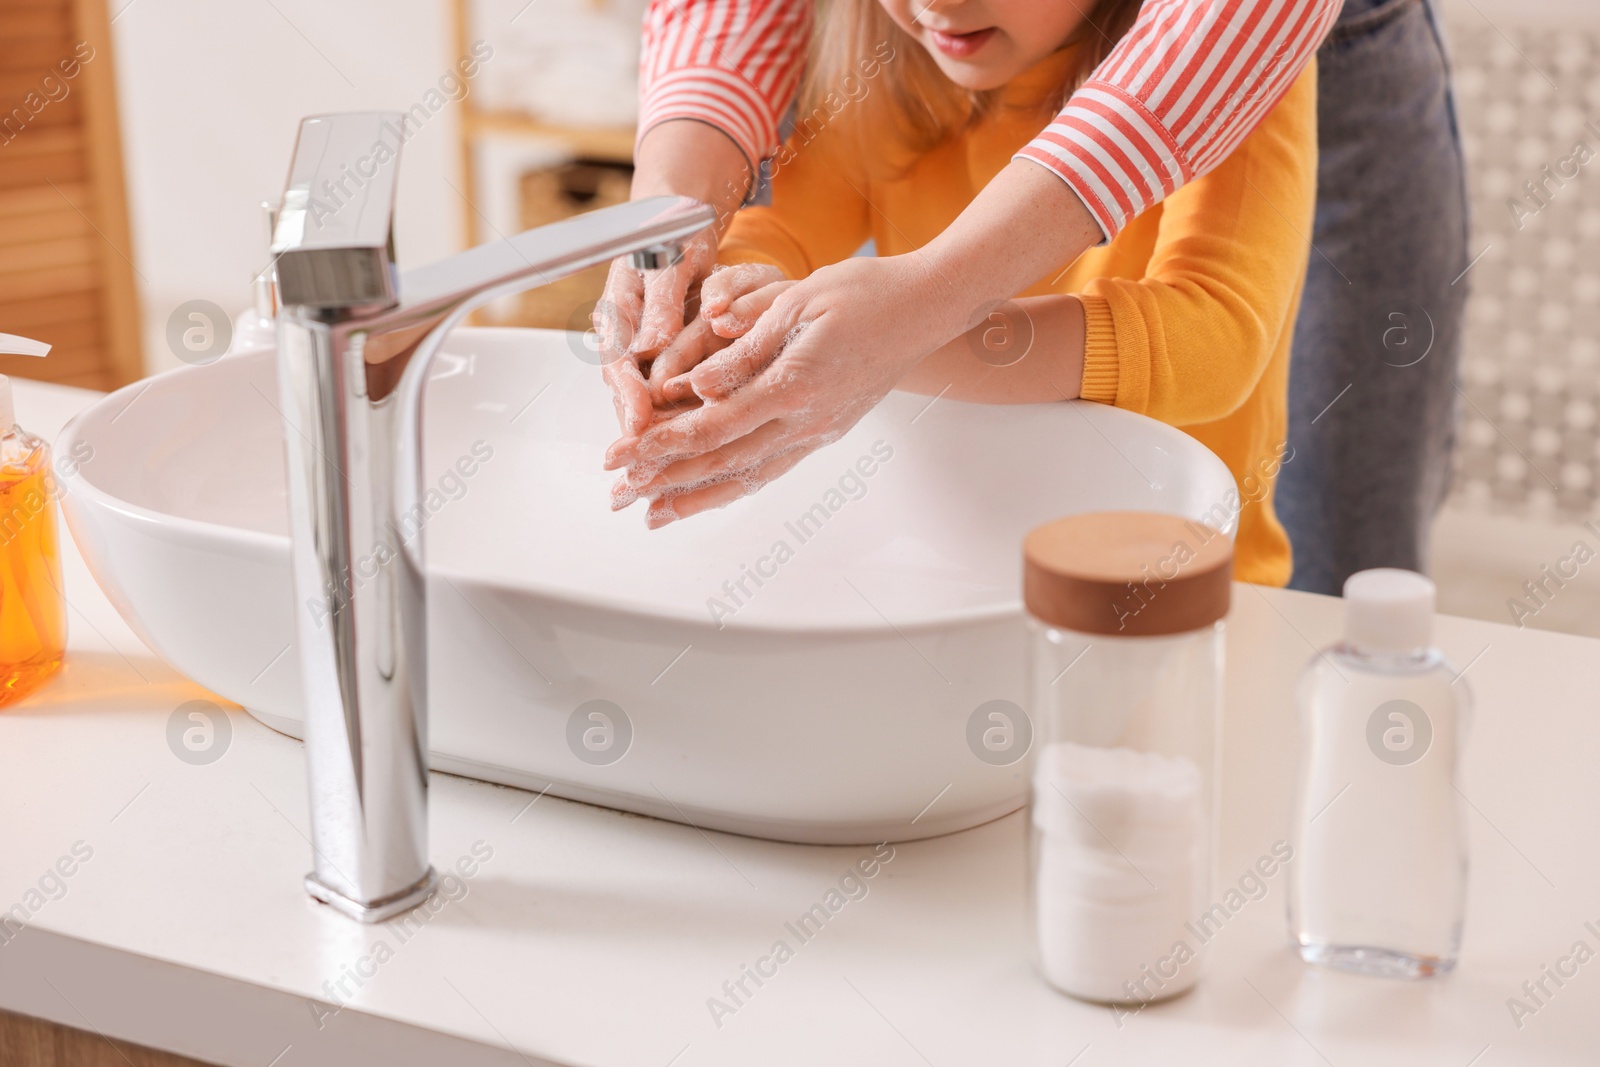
top-left (1018, 0), bottom-right (1344, 241)
top-left (636, 0), bottom-right (811, 180)
top-left (638, 0), bottom-right (1341, 237)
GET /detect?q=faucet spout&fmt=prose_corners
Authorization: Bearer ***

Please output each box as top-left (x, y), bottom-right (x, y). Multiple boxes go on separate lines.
top-left (271, 112), bottom-right (715, 921)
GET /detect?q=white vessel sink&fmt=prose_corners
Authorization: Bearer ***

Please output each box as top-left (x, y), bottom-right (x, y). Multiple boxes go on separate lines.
top-left (58, 328), bottom-right (1235, 843)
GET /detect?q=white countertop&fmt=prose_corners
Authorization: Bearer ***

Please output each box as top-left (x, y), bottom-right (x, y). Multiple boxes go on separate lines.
top-left (1, 377), bottom-right (1597, 1067)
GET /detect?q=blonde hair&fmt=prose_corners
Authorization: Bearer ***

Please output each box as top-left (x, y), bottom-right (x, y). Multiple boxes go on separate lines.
top-left (799, 0), bottom-right (1142, 163)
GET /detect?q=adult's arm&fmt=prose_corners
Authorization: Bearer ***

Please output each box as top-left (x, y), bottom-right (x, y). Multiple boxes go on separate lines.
top-left (636, 0), bottom-right (1342, 240)
top-left (617, 0), bottom-right (1344, 381)
top-left (608, 0), bottom-right (1345, 503)
top-left (635, 0), bottom-right (813, 188)
top-left (624, 59), bottom-right (1321, 517)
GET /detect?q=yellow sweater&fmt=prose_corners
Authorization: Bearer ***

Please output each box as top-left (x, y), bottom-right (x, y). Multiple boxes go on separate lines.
top-left (720, 52), bottom-right (1318, 586)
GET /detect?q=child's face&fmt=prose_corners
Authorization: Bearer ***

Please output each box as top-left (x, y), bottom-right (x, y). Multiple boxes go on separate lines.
top-left (878, 0), bottom-right (1086, 91)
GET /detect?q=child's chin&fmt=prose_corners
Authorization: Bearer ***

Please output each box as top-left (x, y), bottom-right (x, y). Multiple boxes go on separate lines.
top-left (931, 57), bottom-right (1014, 93)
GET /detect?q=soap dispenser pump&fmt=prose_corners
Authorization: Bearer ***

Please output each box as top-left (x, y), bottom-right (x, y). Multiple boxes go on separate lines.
top-left (0, 334), bottom-right (65, 705)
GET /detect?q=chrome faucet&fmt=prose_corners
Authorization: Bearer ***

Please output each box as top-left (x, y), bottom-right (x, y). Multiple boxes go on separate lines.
top-left (270, 112), bottom-right (713, 921)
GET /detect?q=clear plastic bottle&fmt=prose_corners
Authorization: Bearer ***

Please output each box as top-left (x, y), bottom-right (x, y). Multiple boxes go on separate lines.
top-left (1024, 511), bottom-right (1232, 1004)
top-left (1287, 568), bottom-right (1470, 978)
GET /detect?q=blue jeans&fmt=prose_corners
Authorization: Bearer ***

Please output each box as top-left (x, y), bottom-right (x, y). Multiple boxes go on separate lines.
top-left (1276, 0), bottom-right (1470, 594)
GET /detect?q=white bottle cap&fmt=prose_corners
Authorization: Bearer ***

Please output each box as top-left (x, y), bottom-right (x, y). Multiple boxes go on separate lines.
top-left (1342, 568), bottom-right (1435, 654)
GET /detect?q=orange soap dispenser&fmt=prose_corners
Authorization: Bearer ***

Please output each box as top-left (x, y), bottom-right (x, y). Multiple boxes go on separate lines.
top-left (0, 334), bottom-right (64, 705)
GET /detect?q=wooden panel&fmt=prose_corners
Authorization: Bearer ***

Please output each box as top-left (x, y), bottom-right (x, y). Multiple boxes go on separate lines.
top-left (0, 263), bottom-right (97, 301)
top-left (0, 236), bottom-right (95, 273)
top-left (0, 129), bottom-right (88, 188)
top-left (0, 183), bottom-right (91, 218)
top-left (0, 35), bottom-right (73, 73)
top-left (0, 0), bottom-right (142, 389)
top-left (0, 66), bottom-right (85, 92)
top-left (11, 315), bottom-right (101, 351)
top-left (0, 95), bottom-right (84, 133)
top-left (0, 291), bottom-right (99, 331)
top-left (0, 71), bottom-right (89, 99)
top-left (0, 1007), bottom-right (218, 1067)
top-left (0, 13), bottom-right (67, 42)
top-left (9, 332), bottom-right (102, 362)
top-left (0, 203), bottom-right (92, 244)
top-left (0, 353), bottom-right (105, 387)
top-left (1, 124), bottom-right (80, 154)
top-left (72, 0), bottom-right (141, 386)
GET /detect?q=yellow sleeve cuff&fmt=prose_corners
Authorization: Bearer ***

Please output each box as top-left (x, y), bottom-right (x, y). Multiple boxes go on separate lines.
top-left (717, 208), bottom-right (808, 280)
top-left (715, 246), bottom-right (791, 276)
top-left (1078, 294), bottom-right (1120, 405)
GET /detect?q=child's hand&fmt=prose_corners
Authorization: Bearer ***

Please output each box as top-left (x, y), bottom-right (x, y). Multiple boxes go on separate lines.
top-left (700, 262), bottom-right (788, 331)
top-left (648, 263), bottom-right (792, 403)
top-left (594, 226), bottom-right (719, 437)
top-left (605, 264), bottom-right (794, 512)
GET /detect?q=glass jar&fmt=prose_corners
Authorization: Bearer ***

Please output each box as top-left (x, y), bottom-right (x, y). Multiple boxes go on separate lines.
top-left (1023, 512), bottom-right (1231, 1005)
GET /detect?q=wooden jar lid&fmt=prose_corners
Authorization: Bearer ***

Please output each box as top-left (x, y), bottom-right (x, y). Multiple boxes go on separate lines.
top-left (1023, 511), bottom-right (1232, 636)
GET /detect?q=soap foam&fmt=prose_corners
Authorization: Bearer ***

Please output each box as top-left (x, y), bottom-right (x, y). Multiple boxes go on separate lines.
top-left (611, 479), bottom-right (640, 509)
top-left (698, 319), bottom-right (810, 399)
top-left (778, 320), bottom-right (810, 352)
top-left (636, 439), bottom-right (813, 524)
top-left (646, 496), bottom-right (678, 524)
top-left (625, 454), bottom-right (675, 490)
top-left (710, 311), bottom-right (755, 337)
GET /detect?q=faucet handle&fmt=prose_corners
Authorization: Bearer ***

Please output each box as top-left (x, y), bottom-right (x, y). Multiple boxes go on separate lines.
top-left (272, 112), bottom-right (405, 311)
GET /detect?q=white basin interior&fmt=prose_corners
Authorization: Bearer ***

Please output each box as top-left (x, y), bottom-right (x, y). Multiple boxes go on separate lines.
top-left (58, 328), bottom-right (1236, 843)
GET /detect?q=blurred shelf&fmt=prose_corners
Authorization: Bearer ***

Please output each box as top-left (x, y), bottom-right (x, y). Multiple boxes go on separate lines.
top-left (462, 110), bottom-right (634, 164)
top-left (452, 0), bottom-right (638, 258)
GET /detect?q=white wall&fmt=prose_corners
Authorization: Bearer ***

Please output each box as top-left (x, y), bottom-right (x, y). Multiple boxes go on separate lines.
top-left (1438, 0), bottom-right (1600, 29)
top-left (109, 0), bottom-right (465, 374)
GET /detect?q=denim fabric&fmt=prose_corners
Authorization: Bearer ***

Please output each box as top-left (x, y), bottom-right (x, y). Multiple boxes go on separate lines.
top-left (1276, 0), bottom-right (1470, 594)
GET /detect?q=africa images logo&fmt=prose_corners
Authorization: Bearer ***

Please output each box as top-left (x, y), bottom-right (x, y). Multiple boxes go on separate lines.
top-left (1366, 699), bottom-right (1433, 766)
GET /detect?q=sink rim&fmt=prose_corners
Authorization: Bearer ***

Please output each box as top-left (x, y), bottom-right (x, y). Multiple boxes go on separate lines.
top-left (58, 332), bottom-right (1236, 637)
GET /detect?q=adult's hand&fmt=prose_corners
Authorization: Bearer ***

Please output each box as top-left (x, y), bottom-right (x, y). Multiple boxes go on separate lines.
top-left (649, 261), bottom-right (790, 402)
top-left (605, 160), bottom-right (1104, 526)
top-left (595, 119), bottom-right (754, 436)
